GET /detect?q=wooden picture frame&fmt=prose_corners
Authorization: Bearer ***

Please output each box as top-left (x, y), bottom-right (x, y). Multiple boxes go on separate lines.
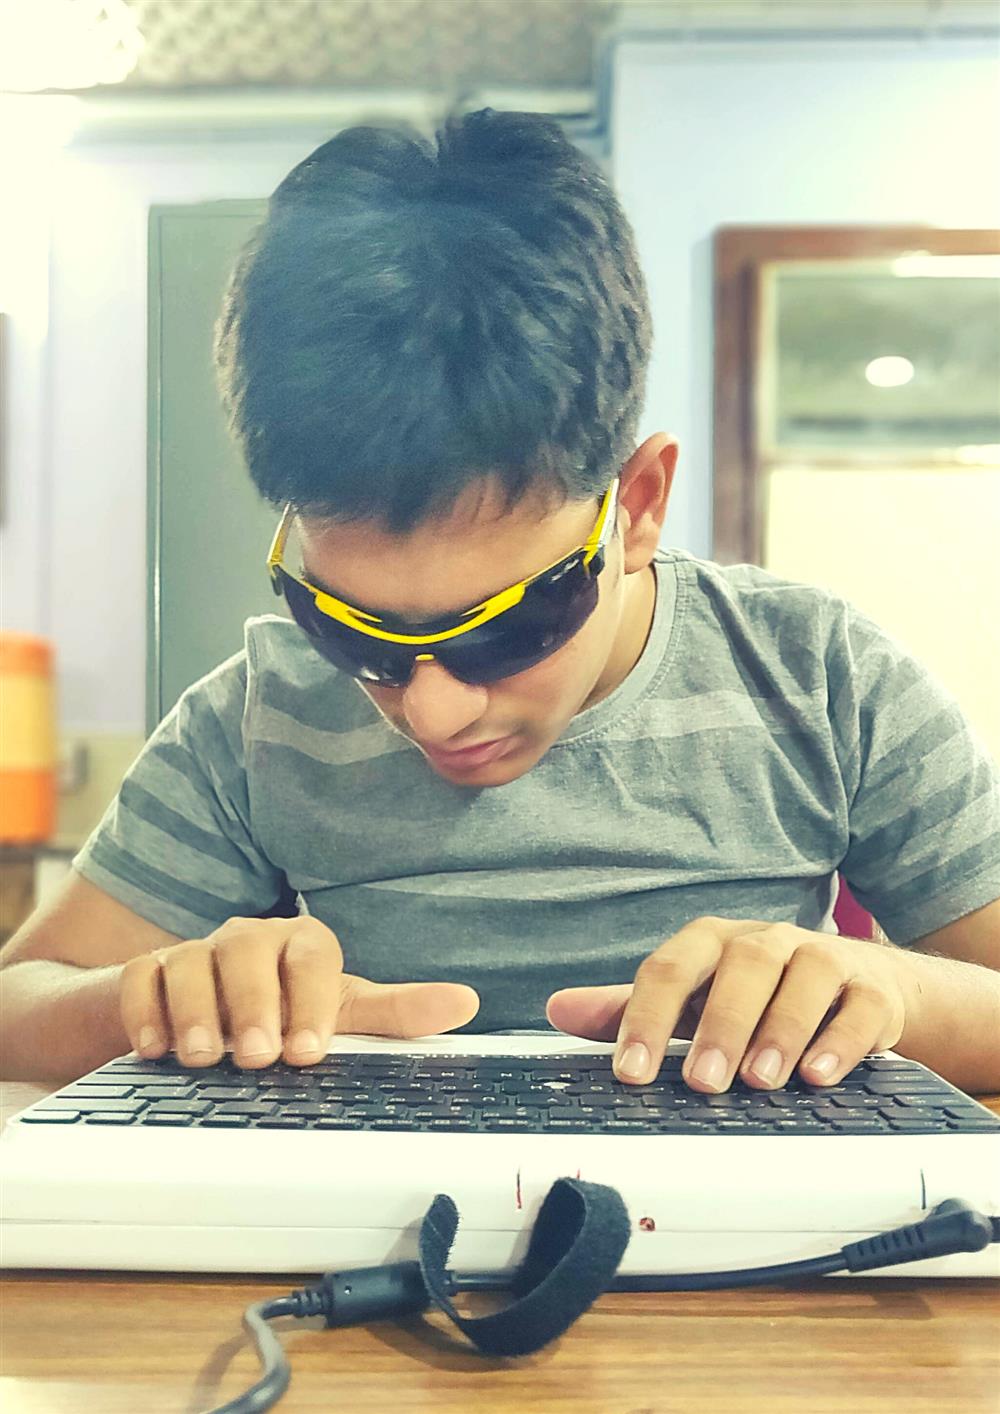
top-left (712, 226), bottom-right (1000, 565)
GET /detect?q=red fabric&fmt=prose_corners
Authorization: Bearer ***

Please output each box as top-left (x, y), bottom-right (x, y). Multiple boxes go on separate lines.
top-left (833, 874), bottom-right (875, 939)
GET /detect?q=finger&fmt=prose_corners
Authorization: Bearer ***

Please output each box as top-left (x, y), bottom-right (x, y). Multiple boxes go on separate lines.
top-left (119, 953), bottom-right (170, 1058)
top-left (683, 934), bottom-right (788, 1092)
top-left (336, 978), bottom-right (480, 1038)
top-left (545, 985), bottom-right (633, 1042)
top-left (159, 939), bottom-right (226, 1067)
top-left (613, 921), bottom-right (728, 1084)
top-left (213, 922), bottom-right (285, 1069)
top-left (798, 977), bottom-right (903, 1086)
top-left (737, 943), bottom-right (847, 1089)
top-left (279, 921), bottom-right (346, 1064)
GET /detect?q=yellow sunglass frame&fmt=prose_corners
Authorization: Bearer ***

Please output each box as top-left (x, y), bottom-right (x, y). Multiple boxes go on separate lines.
top-left (266, 477), bottom-right (620, 649)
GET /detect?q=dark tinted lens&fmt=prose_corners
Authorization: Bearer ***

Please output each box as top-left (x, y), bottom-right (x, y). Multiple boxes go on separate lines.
top-left (280, 574), bottom-right (414, 686)
top-left (438, 563), bottom-right (599, 684)
top-left (279, 554), bottom-right (600, 688)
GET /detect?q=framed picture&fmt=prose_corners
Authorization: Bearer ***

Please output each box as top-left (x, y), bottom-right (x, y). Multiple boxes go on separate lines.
top-left (712, 227), bottom-right (1000, 565)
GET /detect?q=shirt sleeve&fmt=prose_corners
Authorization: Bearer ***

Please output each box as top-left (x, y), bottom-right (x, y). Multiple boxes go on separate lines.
top-left (828, 604), bottom-right (1000, 945)
top-left (72, 649), bottom-right (286, 939)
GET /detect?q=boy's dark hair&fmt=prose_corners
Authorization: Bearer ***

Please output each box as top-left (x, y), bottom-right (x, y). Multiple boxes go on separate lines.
top-left (214, 108), bottom-right (652, 532)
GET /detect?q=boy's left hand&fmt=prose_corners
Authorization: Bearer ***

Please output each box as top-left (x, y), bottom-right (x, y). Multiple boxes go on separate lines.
top-left (546, 916), bottom-right (917, 1092)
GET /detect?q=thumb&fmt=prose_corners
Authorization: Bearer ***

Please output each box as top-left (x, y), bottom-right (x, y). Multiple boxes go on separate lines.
top-left (336, 976), bottom-right (480, 1038)
top-left (546, 984), bottom-right (633, 1042)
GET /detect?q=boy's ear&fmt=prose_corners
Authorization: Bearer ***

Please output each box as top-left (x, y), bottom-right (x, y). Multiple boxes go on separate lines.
top-left (618, 434), bottom-right (677, 572)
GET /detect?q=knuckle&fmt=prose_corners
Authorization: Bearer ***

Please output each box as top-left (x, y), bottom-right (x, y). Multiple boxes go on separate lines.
top-left (794, 938), bottom-right (836, 967)
top-left (121, 952), bottom-right (159, 985)
top-left (854, 978), bottom-right (891, 1007)
top-left (758, 1003), bottom-right (812, 1039)
top-left (158, 937), bottom-right (212, 971)
top-left (701, 999), bottom-right (748, 1031)
top-left (283, 932), bottom-right (328, 965)
top-left (730, 935), bottom-right (782, 966)
top-left (213, 916), bottom-right (255, 937)
top-left (827, 1019), bottom-right (872, 1050)
top-left (635, 953), bottom-right (685, 988)
top-left (747, 922), bottom-right (796, 950)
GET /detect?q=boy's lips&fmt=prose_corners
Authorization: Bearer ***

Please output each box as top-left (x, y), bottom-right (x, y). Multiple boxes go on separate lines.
top-left (421, 736), bottom-right (518, 770)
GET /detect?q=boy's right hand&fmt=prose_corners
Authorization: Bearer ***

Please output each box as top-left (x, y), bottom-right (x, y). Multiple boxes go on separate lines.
top-left (119, 915), bottom-right (480, 1069)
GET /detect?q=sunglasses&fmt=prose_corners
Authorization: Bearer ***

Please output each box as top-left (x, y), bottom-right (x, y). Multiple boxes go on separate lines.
top-left (266, 478), bottom-right (619, 688)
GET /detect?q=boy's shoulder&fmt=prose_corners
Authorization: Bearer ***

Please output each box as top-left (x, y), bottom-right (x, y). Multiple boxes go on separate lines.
top-left (173, 614), bottom-right (376, 737)
top-left (661, 549), bottom-right (876, 651)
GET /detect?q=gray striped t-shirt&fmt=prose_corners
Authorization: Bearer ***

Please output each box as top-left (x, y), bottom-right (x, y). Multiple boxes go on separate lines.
top-left (74, 551), bottom-right (1000, 1032)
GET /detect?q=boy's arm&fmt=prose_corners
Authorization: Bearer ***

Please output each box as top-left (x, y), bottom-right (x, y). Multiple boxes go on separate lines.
top-left (888, 895), bottom-right (1000, 1093)
top-left (0, 870), bottom-right (180, 1082)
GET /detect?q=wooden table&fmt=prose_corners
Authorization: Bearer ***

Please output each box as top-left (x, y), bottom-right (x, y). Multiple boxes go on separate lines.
top-left (2, 1082), bottom-right (998, 1414)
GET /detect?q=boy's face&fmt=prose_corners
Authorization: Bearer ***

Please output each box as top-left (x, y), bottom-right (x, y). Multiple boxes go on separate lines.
top-left (296, 442), bottom-right (673, 787)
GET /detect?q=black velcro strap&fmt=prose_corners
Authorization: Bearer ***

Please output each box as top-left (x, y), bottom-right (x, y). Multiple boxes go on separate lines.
top-left (417, 1177), bottom-right (631, 1356)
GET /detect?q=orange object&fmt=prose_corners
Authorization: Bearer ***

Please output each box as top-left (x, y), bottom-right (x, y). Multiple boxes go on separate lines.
top-left (0, 633), bottom-right (57, 844)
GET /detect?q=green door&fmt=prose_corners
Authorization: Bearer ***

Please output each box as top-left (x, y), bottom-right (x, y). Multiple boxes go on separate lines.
top-left (147, 201), bottom-right (284, 732)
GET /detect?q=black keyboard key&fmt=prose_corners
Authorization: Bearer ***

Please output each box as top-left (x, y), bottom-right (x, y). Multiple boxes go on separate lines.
top-left (83, 1112), bottom-right (137, 1125)
top-left (194, 1086), bottom-right (262, 1102)
top-left (256, 1115), bottom-right (308, 1129)
top-left (256, 1072), bottom-right (315, 1087)
top-left (145, 1100), bottom-right (213, 1117)
top-left (70, 1073), bottom-right (144, 1087)
top-left (314, 1117), bottom-right (365, 1130)
top-left (38, 1097), bottom-right (147, 1115)
top-left (214, 1101), bottom-right (278, 1117)
top-left (259, 1089), bottom-right (319, 1105)
top-left (63, 1084), bottom-right (136, 1100)
top-left (19, 1111), bottom-right (80, 1124)
top-left (865, 1080), bottom-right (944, 1096)
top-left (141, 1112), bottom-right (196, 1126)
top-left (133, 1084), bottom-right (196, 1099)
top-left (199, 1115), bottom-right (254, 1128)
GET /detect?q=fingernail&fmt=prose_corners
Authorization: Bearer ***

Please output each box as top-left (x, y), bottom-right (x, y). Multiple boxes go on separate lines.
top-left (287, 1029), bottom-right (320, 1057)
top-left (137, 1026), bottom-right (161, 1054)
top-left (689, 1047), bottom-right (727, 1090)
top-left (806, 1051), bottom-right (839, 1080)
top-left (615, 1041), bottom-right (650, 1080)
top-left (750, 1046), bottom-right (783, 1085)
top-left (183, 1025), bottom-right (214, 1057)
top-left (238, 1026), bottom-right (273, 1060)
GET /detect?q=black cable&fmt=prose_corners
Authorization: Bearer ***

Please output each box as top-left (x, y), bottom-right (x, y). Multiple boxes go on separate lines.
top-left (207, 1298), bottom-right (295, 1414)
top-left (205, 1198), bottom-right (998, 1414)
top-left (458, 1250), bottom-right (847, 1292)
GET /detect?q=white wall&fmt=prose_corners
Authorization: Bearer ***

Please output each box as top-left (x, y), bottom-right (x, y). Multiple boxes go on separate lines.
top-left (611, 36), bottom-right (1000, 558)
top-left (2, 125), bottom-right (336, 731)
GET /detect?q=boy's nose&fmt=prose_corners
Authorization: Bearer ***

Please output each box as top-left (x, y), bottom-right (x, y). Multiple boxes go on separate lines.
top-left (400, 658), bottom-right (490, 746)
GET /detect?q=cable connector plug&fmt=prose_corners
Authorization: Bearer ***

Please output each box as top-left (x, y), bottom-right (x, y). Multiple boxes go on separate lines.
top-left (284, 1261), bottom-right (435, 1328)
top-left (841, 1199), bottom-right (994, 1274)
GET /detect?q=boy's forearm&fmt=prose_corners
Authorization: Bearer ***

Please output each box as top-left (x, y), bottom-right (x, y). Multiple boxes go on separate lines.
top-left (890, 947), bottom-right (1000, 1096)
top-left (0, 960), bottom-right (131, 1083)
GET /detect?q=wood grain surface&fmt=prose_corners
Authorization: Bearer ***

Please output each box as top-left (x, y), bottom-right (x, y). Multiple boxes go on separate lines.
top-left (2, 1084), bottom-right (998, 1414)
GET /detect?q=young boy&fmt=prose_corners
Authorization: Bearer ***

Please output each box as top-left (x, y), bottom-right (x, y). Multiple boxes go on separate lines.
top-left (2, 110), bottom-right (998, 1096)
